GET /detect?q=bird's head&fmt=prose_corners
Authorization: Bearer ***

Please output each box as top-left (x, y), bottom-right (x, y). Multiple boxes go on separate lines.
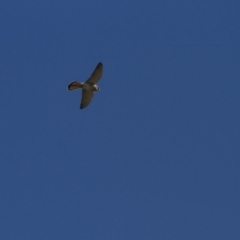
top-left (93, 85), bottom-right (100, 91)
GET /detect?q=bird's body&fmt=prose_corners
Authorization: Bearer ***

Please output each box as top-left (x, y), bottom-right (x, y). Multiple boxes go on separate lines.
top-left (68, 62), bottom-right (103, 109)
top-left (82, 83), bottom-right (99, 91)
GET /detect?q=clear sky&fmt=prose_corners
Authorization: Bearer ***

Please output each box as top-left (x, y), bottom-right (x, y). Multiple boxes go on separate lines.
top-left (1, 1), bottom-right (240, 239)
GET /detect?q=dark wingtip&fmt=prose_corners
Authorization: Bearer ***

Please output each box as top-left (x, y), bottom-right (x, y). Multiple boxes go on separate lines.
top-left (67, 82), bottom-right (73, 91)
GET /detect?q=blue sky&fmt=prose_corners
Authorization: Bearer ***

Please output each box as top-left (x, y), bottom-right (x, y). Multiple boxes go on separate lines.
top-left (0, 1), bottom-right (240, 239)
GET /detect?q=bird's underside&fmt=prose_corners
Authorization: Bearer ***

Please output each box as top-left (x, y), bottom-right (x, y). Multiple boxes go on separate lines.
top-left (68, 62), bottom-right (103, 109)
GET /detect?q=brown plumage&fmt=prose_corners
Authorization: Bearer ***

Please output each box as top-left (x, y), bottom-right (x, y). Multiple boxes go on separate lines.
top-left (68, 62), bottom-right (103, 109)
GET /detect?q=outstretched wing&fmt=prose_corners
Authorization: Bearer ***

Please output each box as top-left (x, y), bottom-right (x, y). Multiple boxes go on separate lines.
top-left (68, 81), bottom-right (83, 90)
top-left (80, 89), bottom-right (94, 109)
top-left (86, 62), bottom-right (103, 84)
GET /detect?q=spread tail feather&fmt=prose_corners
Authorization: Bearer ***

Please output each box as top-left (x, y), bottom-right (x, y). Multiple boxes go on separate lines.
top-left (68, 81), bottom-right (83, 90)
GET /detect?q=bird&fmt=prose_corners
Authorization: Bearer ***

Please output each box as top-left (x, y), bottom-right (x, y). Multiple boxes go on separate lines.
top-left (68, 62), bottom-right (103, 109)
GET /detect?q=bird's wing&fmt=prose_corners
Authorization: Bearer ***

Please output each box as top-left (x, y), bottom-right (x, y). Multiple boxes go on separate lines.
top-left (68, 81), bottom-right (83, 90)
top-left (80, 89), bottom-right (94, 109)
top-left (86, 62), bottom-right (103, 84)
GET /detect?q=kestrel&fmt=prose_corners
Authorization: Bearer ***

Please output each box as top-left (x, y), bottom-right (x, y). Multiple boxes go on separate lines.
top-left (68, 62), bottom-right (103, 109)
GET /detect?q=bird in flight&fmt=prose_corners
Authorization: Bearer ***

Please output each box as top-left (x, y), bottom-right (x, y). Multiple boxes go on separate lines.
top-left (68, 62), bottom-right (103, 109)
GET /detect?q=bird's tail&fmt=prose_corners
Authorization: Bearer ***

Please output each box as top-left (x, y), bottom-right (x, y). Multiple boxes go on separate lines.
top-left (68, 81), bottom-right (83, 90)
